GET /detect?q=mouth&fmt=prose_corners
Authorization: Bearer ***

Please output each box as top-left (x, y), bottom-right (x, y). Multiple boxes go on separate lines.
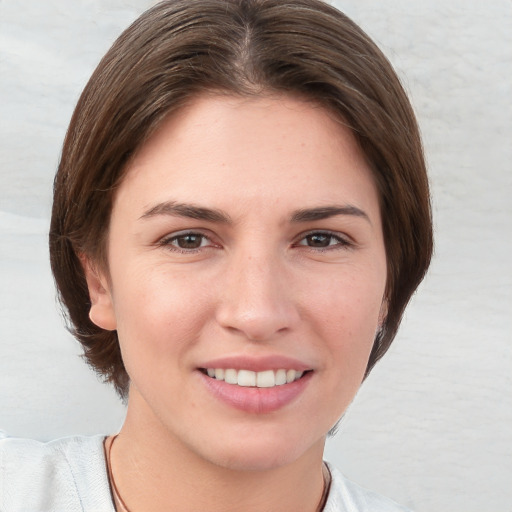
top-left (198, 363), bottom-right (313, 413)
top-left (199, 368), bottom-right (311, 388)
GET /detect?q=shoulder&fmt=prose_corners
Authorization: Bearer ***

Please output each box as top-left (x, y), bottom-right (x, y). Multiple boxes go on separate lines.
top-left (0, 433), bottom-right (114, 512)
top-left (323, 463), bottom-right (412, 512)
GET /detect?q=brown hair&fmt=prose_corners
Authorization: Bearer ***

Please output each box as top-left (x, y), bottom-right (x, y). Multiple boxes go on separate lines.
top-left (50, 0), bottom-right (433, 398)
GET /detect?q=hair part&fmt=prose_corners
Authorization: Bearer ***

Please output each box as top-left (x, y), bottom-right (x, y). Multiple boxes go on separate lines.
top-left (50, 0), bottom-right (433, 398)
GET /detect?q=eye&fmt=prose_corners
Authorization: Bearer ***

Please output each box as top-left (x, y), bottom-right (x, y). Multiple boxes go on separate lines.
top-left (158, 231), bottom-right (214, 252)
top-left (295, 231), bottom-right (351, 249)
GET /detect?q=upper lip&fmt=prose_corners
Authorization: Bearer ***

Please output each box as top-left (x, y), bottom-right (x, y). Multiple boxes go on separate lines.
top-left (198, 355), bottom-right (312, 373)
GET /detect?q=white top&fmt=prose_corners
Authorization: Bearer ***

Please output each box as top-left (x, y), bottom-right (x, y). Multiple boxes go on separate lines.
top-left (0, 433), bottom-right (411, 511)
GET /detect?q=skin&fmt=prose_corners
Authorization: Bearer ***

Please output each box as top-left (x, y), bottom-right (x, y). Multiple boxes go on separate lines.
top-left (85, 94), bottom-right (388, 511)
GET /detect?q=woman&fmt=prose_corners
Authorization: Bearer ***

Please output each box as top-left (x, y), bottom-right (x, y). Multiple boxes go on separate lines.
top-left (0, 0), bottom-right (432, 510)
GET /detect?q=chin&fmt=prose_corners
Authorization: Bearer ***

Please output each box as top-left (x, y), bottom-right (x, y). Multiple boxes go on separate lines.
top-left (213, 449), bottom-right (300, 472)
top-left (197, 429), bottom-right (325, 473)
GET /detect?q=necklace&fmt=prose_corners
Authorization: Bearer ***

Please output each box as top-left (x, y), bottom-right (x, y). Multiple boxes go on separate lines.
top-left (107, 435), bottom-right (130, 512)
top-left (106, 435), bottom-right (331, 512)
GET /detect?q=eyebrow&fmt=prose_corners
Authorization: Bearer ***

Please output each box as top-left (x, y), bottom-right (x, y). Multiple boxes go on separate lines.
top-left (290, 205), bottom-right (371, 224)
top-left (140, 201), bottom-right (232, 223)
top-left (140, 201), bottom-right (370, 225)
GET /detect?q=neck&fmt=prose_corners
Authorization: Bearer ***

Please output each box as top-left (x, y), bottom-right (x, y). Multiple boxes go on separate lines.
top-left (110, 390), bottom-right (327, 512)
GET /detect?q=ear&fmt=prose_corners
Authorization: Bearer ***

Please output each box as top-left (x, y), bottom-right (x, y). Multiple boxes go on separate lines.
top-left (80, 255), bottom-right (117, 331)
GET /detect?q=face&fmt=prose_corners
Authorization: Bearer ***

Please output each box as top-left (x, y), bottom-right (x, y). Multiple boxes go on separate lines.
top-left (86, 94), bottom-right (387, 471)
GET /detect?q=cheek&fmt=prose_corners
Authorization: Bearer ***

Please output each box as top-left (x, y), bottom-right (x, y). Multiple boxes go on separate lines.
top-left (111, 266), bottom-right (212, 359)
top-left (305, 269), bottom-right (385, 361)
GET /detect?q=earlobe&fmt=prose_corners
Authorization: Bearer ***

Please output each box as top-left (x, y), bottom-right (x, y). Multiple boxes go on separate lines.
top-left (80, 255), bottom-right (117, 331)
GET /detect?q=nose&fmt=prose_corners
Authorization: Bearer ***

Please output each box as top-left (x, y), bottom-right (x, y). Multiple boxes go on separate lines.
top-left (215, 250), bottom-right (300, 342)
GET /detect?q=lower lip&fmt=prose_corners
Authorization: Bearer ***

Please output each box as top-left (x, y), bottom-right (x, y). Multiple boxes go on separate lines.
top-left (198, 371), bottom-right (312, 414)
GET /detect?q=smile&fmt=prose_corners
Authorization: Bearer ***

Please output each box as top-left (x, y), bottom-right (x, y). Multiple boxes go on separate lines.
top-left (203, 368), bottom-right (306, 388)
top-left (199, 367), bottom-right (313, 413)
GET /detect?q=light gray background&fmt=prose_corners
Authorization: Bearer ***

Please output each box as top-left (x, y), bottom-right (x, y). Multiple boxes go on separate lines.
top-left (1, 1), bottom-right (511, 511)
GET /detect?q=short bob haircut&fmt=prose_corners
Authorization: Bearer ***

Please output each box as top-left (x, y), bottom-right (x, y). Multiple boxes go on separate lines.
top-left (50, 0), bottom-right (433, 399)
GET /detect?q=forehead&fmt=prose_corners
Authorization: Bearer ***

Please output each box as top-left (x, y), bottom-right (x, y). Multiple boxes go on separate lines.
top-left (115, 93), bottom-right (380, 222)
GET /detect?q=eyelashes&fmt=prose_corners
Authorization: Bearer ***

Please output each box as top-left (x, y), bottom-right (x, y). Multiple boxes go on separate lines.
top-left (157, 229), bottom-right (354, 254)
top-left (293, 231), bottom-right (353, 250)
top-left (157, 231), bottom-right (218, 253)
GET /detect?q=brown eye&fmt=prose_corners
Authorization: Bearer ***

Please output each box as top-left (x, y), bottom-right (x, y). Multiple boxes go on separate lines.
top-left (305, 233), bottom-right (332, 247)
top-left (173, 234), bottom-right (205, 249)
top-left (159, 232), bottom-right (212, 251)
top-left (296, 231), bottom-right (351, 250)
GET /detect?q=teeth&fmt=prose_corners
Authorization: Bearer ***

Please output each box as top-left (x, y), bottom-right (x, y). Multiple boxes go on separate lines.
top-left (256, 370), bottom-right (275, 388)
top-left (237, 369), bottom-right (256, 387)
top-left (275, 369), bottom-right (287, 385)
top-left (224, 368), bottom-right (238, 385)
top-left (205, 368), bottom-right (306, 387)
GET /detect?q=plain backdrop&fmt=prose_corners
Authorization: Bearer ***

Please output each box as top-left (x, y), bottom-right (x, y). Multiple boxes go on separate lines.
top-left (1, 1), bottom-right (511, 511)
